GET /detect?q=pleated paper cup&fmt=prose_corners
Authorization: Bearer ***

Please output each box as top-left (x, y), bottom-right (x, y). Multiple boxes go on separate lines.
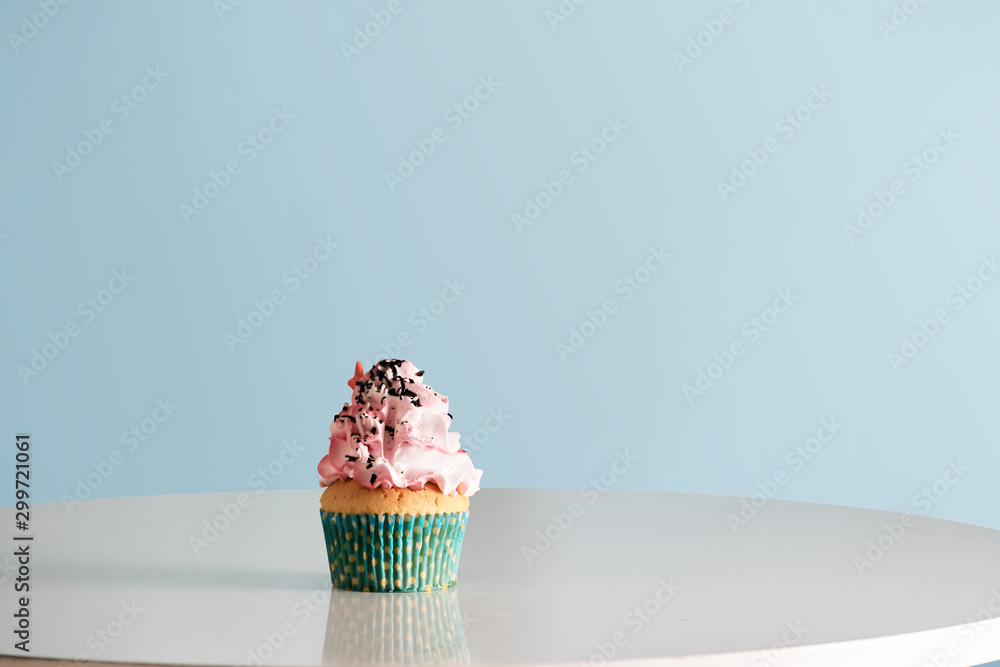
top-left (320, 510), bottom-right (468, 592)
top-left (322, 587), bottom-right (470, 664)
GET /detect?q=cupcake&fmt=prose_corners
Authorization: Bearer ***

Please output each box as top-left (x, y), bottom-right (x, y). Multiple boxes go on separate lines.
top-left (318, 359), bottom-right (482, 592)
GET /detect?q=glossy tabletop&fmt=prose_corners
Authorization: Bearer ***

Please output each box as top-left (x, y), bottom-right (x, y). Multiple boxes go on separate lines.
top-left (3, 488), bottom-right (1000, 666)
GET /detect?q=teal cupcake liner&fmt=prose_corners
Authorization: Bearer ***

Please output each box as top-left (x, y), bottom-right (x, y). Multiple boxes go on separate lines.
top-left (320, 510), bottom-right (468, 592)
top-left (322, 588), bottom-right (470, 664)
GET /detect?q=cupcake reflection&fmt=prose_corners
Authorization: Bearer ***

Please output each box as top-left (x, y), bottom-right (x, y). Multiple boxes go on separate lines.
top-left (322, 587), bottom-right (470, 664)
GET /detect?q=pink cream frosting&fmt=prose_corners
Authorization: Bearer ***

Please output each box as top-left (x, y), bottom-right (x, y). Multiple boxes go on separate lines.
top-left (317, 359), bottom-right (482, 496)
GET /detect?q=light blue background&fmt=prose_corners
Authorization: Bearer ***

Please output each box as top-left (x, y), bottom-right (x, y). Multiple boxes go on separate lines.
top-left (3, 0), bottom-right (1000, 542)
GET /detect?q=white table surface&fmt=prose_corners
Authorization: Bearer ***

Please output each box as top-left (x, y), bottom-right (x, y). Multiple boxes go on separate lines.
top-left (3, 488), bottom-right (1000, 666)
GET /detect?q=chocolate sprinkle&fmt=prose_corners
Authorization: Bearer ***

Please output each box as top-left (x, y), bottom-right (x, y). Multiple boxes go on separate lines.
top-left (349, 359), bottom-right (427, 408)
top-left (370, 473), bottom-right (376, 485)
